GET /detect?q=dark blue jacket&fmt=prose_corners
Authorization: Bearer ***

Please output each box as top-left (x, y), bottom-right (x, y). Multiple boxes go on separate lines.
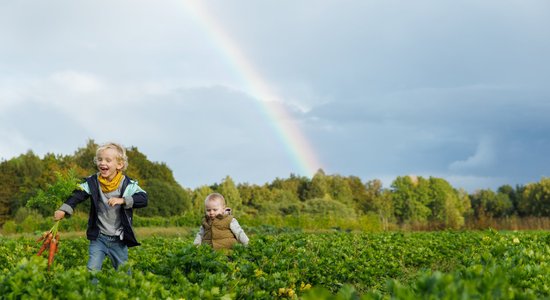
top-left (60, 174), bottom-right (147, 247)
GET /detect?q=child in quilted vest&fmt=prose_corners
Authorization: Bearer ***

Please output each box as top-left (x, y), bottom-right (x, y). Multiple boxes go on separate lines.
top-left (193, 193), bottom-right (249, 250)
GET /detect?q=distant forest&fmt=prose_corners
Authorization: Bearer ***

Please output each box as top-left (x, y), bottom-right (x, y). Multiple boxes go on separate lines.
top-left (1, 140), bottom-right (549, 230)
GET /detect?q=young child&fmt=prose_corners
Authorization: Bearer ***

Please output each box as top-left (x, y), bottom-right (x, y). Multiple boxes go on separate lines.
top-left (53, 142), bottom-right (147, 271)
top-left (194, 193), bottom-right (249, 250)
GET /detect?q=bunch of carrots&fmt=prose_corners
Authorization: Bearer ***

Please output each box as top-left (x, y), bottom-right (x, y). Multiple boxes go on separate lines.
top-left (36, 220), bottom-right (60, 271)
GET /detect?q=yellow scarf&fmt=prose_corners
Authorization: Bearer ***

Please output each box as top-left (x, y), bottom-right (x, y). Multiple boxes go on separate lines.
top-left (98, 171), bottom-right (123, 193)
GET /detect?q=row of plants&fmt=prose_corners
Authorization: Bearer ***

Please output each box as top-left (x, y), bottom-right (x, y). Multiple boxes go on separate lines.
top-left (5, 208), bottom-right (550, 235)
top-left (1, 207), bottom-right (386, 235)
top-left (1, 230), bottom-right (549, 299)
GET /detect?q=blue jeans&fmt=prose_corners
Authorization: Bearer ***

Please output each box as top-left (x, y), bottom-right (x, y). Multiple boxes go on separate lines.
top-left (87, 233), bottom-right (128, 271)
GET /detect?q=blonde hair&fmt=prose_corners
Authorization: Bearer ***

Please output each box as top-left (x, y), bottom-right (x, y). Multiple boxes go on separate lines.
top-left (93, 142), bottom-right (128, 171)
top-left (204, 193), bottom-right (226, 207)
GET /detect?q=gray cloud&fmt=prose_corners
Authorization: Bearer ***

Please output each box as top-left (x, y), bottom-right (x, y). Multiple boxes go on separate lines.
top-left (449, 137), bottom-right (496, 172)
top-left (0, 74), bottom-right (302, 187)
top-left (1, 1), bottom-right (549, 191)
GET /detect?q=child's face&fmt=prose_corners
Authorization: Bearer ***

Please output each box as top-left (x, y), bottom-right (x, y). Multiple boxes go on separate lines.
top-left (205, 199), bottom-right (225, 220)
top-left (95, 148), bottom-right (123, 181)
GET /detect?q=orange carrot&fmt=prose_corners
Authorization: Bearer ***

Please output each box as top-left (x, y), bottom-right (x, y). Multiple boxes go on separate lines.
top-left (36, 221), bottom-right (61, 271)
top-left (47, 236), bottom-right (58, 270)
top-left (36, 232), bottom-right (53, 256)
top-left (36, 231), bottom-right (49, 243)
top-left (54, 234), bottom-right (60, 253)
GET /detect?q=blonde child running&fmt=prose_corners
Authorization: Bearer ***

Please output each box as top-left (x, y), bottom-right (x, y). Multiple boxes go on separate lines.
top-left (54, 142), bottom-right (147, 271)
top-left (194, 193), bottom-right (249, 249)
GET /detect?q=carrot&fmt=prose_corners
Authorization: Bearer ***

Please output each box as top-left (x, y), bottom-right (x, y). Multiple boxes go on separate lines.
top-left (47, 236), bottom-right (58, 270)
top-left (36, 232), bottom-right (53, 256)
top-left (54, 234), bottom-right (60, 253)
top-left (36, 231), bottom-right (49, 243)
top-left (35, 221), bottom-right (61, 271)
top-left (36, 242), bottom-right (50, 256)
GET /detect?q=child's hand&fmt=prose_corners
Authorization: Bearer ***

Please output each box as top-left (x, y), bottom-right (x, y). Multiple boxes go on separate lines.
top-left (107, 197), bottom-right (125, 206)
top-left (54, 210), bottom-right (65, 221)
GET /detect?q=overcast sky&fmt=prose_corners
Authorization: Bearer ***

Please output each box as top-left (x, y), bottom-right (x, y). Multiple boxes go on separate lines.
top-left (1, 1), bottom-right (549, 192)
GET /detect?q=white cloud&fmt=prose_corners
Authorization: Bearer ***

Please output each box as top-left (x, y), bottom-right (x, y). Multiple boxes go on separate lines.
top-left (50, 71), bottom-right (103, 93)
top-left (449, 137), bottom-right (495, 172)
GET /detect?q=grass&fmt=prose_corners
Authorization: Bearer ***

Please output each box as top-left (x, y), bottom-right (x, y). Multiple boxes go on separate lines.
top-left (1, 226), bottom-right (196, 239)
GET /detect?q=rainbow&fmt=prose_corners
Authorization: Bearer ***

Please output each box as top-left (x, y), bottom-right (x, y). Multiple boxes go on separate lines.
top-left (182, 1), bottom-right (322, 177)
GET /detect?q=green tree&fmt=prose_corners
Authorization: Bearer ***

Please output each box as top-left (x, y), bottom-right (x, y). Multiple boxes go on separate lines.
top-left (126, 146), bottom-right (176, 186)
top-left (360, 179), bottom-right (384, 212)
top-left (360, 179), bottom-right (394, 229)
top-left (0, 162), bottom-right (18, 225)
top-left (0, 140), bottom-right (194, 221)
top-left (470, 189), bottom-right (513, 219)
top-left (8, 153), bottom-right (46, 214)
top-left (238, 183), bottom-right (276, 215)
top-left (304, 169), bottom-right (330, 200)
top-left (345, 176), bottom-right (369, 212)
top-left (271, 189), bottom-right (302, 215)
top-left (518, 178), bottom-right (550, 217)
top-left (71, 139), bottom-right (98, 174)
top-left (470, 189), bottom-right (491, 220)
top-left (191, 185), bottom-right (215, 215)
top-left (138, 179), bottom-right (191, 217)
top-left (457, 188), bottom-right (473, 221)
top-left (216, 176), bottom-right (242, 211)
top-left (328, 175), bottom-right (354, 206)
top-left (302, 198), bottom-right (355, 218)
top-left (391, 176), bottom-right (431, 224)
top-left (427, 177), bottom-right (465, 229)
top-left (269, 174), bottom-right (310, 201)
top-left (497, 184), bottom-right (520, 215)
top-left (491, 193), bottom-right (513, 217)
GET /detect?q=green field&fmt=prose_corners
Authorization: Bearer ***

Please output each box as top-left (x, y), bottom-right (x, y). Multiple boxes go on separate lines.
top-left (1, 229), bottom-right (549, 299)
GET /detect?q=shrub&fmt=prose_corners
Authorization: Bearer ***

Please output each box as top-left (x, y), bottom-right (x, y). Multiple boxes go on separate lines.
top-left (1, 220), bottom-right (17, 234)
top-left (302, 198), bottom-right (355, 218)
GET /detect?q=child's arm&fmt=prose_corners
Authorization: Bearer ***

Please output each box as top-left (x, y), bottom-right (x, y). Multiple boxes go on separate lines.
top-left (122, 180), bottom-right (148, 209)
top-left (230, 218), bottom-right (249, 246)
top-left (193, 226), bottom-right (205, 246)
top-left (56, 182), bottom-right (91, 218)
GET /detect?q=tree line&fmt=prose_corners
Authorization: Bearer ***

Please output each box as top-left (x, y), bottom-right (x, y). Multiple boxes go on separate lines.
top-left (1, 140), bottom-right (549, 229)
